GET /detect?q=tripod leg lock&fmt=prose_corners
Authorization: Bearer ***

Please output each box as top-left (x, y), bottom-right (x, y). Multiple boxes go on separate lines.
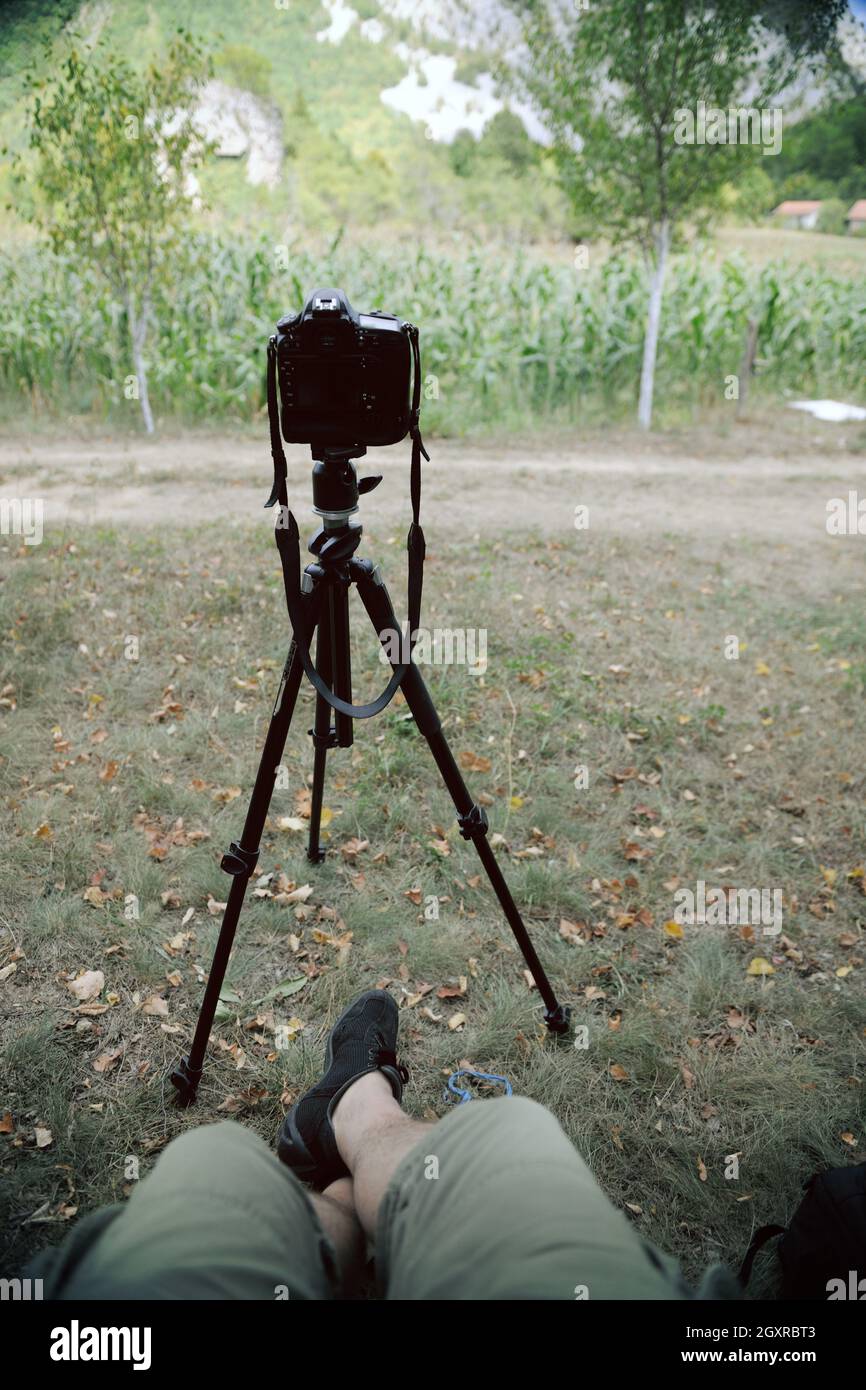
top-left (308, 726), bottom-right (339, 751)
top-left (544, 1004), bottom-right (572, 1036)
top-left (220, 841), bottom-right (260, 878)
top-left (457, 804), bottom-right (489, 841)
top-left (169, 1055), bottom-right (203, 1106)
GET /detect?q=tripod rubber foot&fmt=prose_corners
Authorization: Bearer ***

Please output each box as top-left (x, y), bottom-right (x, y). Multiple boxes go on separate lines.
top-left (169, 1055), bottom-right (202, 1107)
top-left (543, 1004), bottom-right (572, 1036)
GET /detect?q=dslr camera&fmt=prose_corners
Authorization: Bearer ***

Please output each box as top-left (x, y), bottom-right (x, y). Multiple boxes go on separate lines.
top-left (274, 287), bottom-right (414, 450)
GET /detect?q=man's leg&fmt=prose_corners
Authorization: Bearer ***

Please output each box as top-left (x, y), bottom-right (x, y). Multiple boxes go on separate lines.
top-left (276, 988), bottom-right (706, 1300)
top-left (33, 1121), bottom-right (364, 1301)
top-left (332, 1076), bottom-right (691, 1301)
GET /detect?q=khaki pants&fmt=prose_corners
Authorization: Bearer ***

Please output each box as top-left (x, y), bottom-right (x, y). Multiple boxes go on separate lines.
top-left (30, 1097), bottom-right (737, 1300)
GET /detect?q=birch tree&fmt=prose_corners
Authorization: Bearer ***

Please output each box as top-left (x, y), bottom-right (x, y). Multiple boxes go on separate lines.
top-left (504, 0), bottom-right (847, 428)
top-left (20, 30), bottom-right (212, 433)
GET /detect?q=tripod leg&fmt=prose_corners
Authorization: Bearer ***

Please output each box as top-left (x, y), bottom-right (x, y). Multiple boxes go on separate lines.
top-left (169, 584), bottom-right (323, 1105)
top-left (352, 561), bottom-right (570, 1036)
top-left (307, 597), bottom-right (335, 865)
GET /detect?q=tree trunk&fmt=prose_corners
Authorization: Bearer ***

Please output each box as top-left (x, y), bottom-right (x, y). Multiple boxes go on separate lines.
top-left (637, 218), bottom-right (670, 431)
top-left (128, 296), bottom-right (155, 435)
top-left (736, 316), bottom-right (759, 417)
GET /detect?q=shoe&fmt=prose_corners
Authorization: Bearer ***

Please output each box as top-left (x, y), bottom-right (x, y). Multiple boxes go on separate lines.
top-left (277, 988), bottom-right (408, 1189)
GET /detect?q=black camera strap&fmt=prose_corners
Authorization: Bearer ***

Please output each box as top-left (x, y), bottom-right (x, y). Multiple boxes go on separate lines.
top-left (266, 325), bottom-right (428, 720)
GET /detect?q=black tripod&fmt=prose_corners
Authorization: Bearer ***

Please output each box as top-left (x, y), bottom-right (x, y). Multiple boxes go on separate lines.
top-left (170, 441), bottom-right (570, 1105)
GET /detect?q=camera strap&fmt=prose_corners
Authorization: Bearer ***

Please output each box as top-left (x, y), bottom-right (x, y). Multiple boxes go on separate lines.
top-left (265, 325), bottom-right (429, 720)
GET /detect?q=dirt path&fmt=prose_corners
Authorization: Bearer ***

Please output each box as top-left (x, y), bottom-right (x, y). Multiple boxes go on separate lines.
top-left (0, 412), bottom-right (861, 543)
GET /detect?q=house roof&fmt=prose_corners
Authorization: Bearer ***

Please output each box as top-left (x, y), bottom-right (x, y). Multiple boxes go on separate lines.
top-left (846, 199), bottom-right (866, 221)
top-left (772, 200), bottom-right (823, 215)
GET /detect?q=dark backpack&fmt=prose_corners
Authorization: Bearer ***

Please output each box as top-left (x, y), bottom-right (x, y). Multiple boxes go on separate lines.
top-left (740, 1161), bottom-right (866, 1300)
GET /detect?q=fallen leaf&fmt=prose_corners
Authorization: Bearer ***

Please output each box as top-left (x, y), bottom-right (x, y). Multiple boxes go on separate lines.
top-left (66, 970), bottom-right (104, 1003)
top-left (747, 957), bottom-right (775, 976)
top-left (609, 1063), bottom-right (629, 1082)
top-left (142, 995), bottom-right (169, 1017)
top-left (34, 1127), bottom-right (53, 1149)
top-left (274, 884), bottom-right (314, 904)
top-left (93, 1047), bottom-right (124, 1074)
top-left (212, 786), bottom-right (242, 804)
top-left (458, 751), bottom-right (491, 773)
top-left (341, 837), bottom-right (370, 859)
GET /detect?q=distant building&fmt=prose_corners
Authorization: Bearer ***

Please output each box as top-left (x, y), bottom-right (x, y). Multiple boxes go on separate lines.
top-left (845, 199), bottom-right (866, 234)
top-left (772, 200), bottom-right (823, 230)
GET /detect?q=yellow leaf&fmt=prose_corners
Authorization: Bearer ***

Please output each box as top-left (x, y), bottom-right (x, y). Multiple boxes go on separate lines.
top-left (663, 920), bottom-right (684, 939)
top-left (609, 1063), bottom-right (629, 1082)
top-left (510, 795), bottom-right (524, 810)
top-left (754, 661), bottom-right (771, 676)
top-left (747, 957), bottom-right (774, 976)
top-left (836, 965), bottom-right (854, 978)
top-left (33, 823), bottom-right (53, 840)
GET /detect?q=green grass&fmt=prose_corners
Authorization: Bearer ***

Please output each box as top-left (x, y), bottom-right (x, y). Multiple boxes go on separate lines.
top-left (1, 517), bottom-right (864, 1293)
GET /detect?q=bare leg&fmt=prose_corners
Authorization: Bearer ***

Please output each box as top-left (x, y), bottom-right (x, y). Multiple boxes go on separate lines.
top-left (309, 1176), bottom-right (366, 1292)
top-left (331, 1073), bottom-right (434, 1237)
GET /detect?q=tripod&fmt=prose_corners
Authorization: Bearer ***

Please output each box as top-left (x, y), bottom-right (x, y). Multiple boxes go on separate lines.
top-left (170, 446), bottom-right (570, 1106)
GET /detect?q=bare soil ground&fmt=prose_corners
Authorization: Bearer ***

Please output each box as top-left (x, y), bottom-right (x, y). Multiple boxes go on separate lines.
top-left (2, 408), bottom-right (863, 545)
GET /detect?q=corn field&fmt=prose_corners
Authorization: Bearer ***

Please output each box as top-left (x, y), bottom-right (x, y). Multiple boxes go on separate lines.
top-left (1, 236), bottom-right (864, 431)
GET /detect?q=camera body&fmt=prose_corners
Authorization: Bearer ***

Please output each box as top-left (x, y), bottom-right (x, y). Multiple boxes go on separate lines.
top-left (274, 287), bottom-right (413, 449)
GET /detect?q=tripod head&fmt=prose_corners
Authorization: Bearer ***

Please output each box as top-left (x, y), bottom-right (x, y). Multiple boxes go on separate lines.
top-left (311, 444), bottom-right (382, 529)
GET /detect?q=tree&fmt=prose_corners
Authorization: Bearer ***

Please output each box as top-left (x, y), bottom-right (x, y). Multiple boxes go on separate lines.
top-left (18, 30), bottom-right (212, 433)
top-left (503, 0), bottom-right (847, 428)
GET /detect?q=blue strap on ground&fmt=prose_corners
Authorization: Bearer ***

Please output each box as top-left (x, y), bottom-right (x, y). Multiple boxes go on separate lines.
top-left (444, 1068), bottom-right (513, 1104)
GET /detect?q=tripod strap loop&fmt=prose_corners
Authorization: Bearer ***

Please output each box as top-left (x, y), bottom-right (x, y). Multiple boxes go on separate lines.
top-left (267, 318), bottom-right (429, 721)
top-left (277, 511), bottom-right (407, 719)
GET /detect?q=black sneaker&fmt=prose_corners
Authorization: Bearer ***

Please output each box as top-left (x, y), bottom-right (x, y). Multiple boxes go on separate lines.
top-left (277, 989), bottom-right (408, 1189)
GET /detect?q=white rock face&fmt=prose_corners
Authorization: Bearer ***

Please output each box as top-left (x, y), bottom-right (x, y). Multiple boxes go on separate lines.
top-left (192, 80), bottom-right (283, 189)
top-left (839, 12), bottom-right (866, 80)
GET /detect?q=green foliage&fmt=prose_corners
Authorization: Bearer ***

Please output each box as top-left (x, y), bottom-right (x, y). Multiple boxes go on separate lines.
top-left (505, 0), bottom-right (770, 254)
top-left (215, 43), bottom-right (272, 99)
top-left (769, 97), bottom-right (866, 204)
top-left (448, 129), bottom-right (477, 178)
top-left (19, 30), bottom-right (211, 282)
top-left (15, 27), bottom-right (214, 429)
top-left (478, 109), bottom-right (538, 175)
top-left (723, 164), bottom-right (777, 224)
top-left (0, 236), bottom-right (862, 430)
top-left (817, 197), bottom-right (849, 235)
